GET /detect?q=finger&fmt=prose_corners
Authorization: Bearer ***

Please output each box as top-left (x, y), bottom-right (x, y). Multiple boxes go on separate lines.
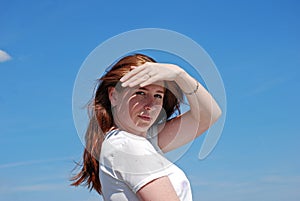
top-left (120, 65), bottom-right (146, 82)
top-left (140, 76), bottom-right (159, 87)
top-left (121, 72), bottom-right (146, 87)
top-left (126, 74), bottom-right (151, 87)
top-left (122, 68), bottom-right (153, 87)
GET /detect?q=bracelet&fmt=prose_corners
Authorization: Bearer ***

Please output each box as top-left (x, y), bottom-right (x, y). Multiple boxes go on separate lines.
top-left (183, 80), bottom-right (199, 95)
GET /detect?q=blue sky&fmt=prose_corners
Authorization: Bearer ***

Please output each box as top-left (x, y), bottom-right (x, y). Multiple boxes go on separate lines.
top-left (1, 0), bottom-right (299, 200)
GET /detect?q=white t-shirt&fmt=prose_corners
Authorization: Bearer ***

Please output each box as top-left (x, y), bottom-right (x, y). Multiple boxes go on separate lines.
top-left (99, 128), bottom-right (193, 201)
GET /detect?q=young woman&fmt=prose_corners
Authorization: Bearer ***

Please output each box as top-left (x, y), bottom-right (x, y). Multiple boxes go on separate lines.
top-left (71, 53), bottom-right (222, 201)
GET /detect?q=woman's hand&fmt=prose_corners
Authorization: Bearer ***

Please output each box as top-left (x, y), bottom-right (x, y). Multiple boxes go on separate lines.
top-left (120, 62), bottom-right (183, 87)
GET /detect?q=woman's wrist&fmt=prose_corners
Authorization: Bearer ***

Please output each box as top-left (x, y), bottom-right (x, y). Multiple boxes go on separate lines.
top-left (174, 68), bottom-right (199, 95)
top-left (169, 64), bottom-right (185, 80)
top-left (182, 79), bottom-right (199, 95)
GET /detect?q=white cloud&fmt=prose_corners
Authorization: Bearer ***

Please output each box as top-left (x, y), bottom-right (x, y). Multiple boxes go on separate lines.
top-left (191, 174), bottom-right (300, 201)
top-left (0, 50), bottom-right (12, 62)
top-left (0, 156), bottom-right (76, 169)
top-left (244, 76), bottom-right (287, 97)
top-left (0, 183), bottom-right (65, 194)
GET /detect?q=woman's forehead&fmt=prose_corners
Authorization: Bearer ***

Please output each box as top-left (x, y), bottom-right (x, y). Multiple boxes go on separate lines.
top-left (122, 81), bottom-right (165, 94)
top-left (141, 82), bottom-right (165, 92)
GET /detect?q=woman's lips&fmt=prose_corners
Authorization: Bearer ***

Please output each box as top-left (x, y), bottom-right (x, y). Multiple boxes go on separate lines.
top-left (138, 115), bottom-right (151, 121)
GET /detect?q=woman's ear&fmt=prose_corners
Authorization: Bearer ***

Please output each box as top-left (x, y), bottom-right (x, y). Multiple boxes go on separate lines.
top-left (108, 87), bottom-right (118, 107)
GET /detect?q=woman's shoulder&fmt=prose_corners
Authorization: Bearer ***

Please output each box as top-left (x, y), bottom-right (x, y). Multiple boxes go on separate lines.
top-left (104, 129), bottom-right (147, 143)
top-left (102, 130), bottom-right (156, 155)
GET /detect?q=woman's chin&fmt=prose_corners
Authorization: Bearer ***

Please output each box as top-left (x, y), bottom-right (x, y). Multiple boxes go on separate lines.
top-left (133, 121), bottom-right (152, 131)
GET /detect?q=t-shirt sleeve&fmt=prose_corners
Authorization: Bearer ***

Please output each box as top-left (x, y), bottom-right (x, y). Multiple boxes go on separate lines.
top-left (105, 131), bottom-right (171, 193)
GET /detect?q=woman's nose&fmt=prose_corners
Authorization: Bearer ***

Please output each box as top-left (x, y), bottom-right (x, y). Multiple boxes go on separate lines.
top-left (144, 97), bottom-right (154, 110)
top-left (144, 105), bottom-right (151, 110)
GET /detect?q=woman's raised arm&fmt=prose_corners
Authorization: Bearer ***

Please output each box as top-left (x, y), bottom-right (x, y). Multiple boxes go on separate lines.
top-left (120, 62), bottom-right (222, 152)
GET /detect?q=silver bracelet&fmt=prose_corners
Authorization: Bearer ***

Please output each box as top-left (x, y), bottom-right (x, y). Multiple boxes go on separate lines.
top-left (183, 80), bottom-right (199, 95)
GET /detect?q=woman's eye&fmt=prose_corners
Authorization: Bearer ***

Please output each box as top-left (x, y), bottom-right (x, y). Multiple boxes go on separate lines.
top-left (154, 94), bottom-right (163, 99)
top-left (135, 91), bottom-right (145, 96)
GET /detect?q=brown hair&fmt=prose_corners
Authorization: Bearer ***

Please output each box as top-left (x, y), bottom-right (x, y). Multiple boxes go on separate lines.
top-left (71, 53), bottom-right (183, 194)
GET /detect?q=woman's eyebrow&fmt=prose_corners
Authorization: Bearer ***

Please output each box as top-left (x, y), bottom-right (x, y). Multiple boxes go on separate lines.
top-left (138, 87), bottom-right (164, 94)
top-left (156, 90), bottom-right (164, 94)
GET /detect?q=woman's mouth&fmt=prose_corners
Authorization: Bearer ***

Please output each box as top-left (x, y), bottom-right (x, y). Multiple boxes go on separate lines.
top-left (138, 115), bottom-right (151, 121)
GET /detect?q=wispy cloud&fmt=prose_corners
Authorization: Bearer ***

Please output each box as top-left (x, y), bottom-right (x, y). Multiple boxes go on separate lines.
top-left (260, 174), bottom-right (300, 184)
top-left (245, 76), bottom-right (288, 97)
top-left (0, 183), bottom-right (104, 200)
top-left (0, 50), bottom-right (12, 63)
top-left (0, 183), bottom-right (68, 194)
top-left (191, 174), bottom-right (300, 200)
top-left (0, 156), bottom-right (77, 169)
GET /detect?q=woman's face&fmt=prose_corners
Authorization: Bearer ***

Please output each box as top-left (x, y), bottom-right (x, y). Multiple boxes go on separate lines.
top-left (110, 82), bottom-right (165, 136)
